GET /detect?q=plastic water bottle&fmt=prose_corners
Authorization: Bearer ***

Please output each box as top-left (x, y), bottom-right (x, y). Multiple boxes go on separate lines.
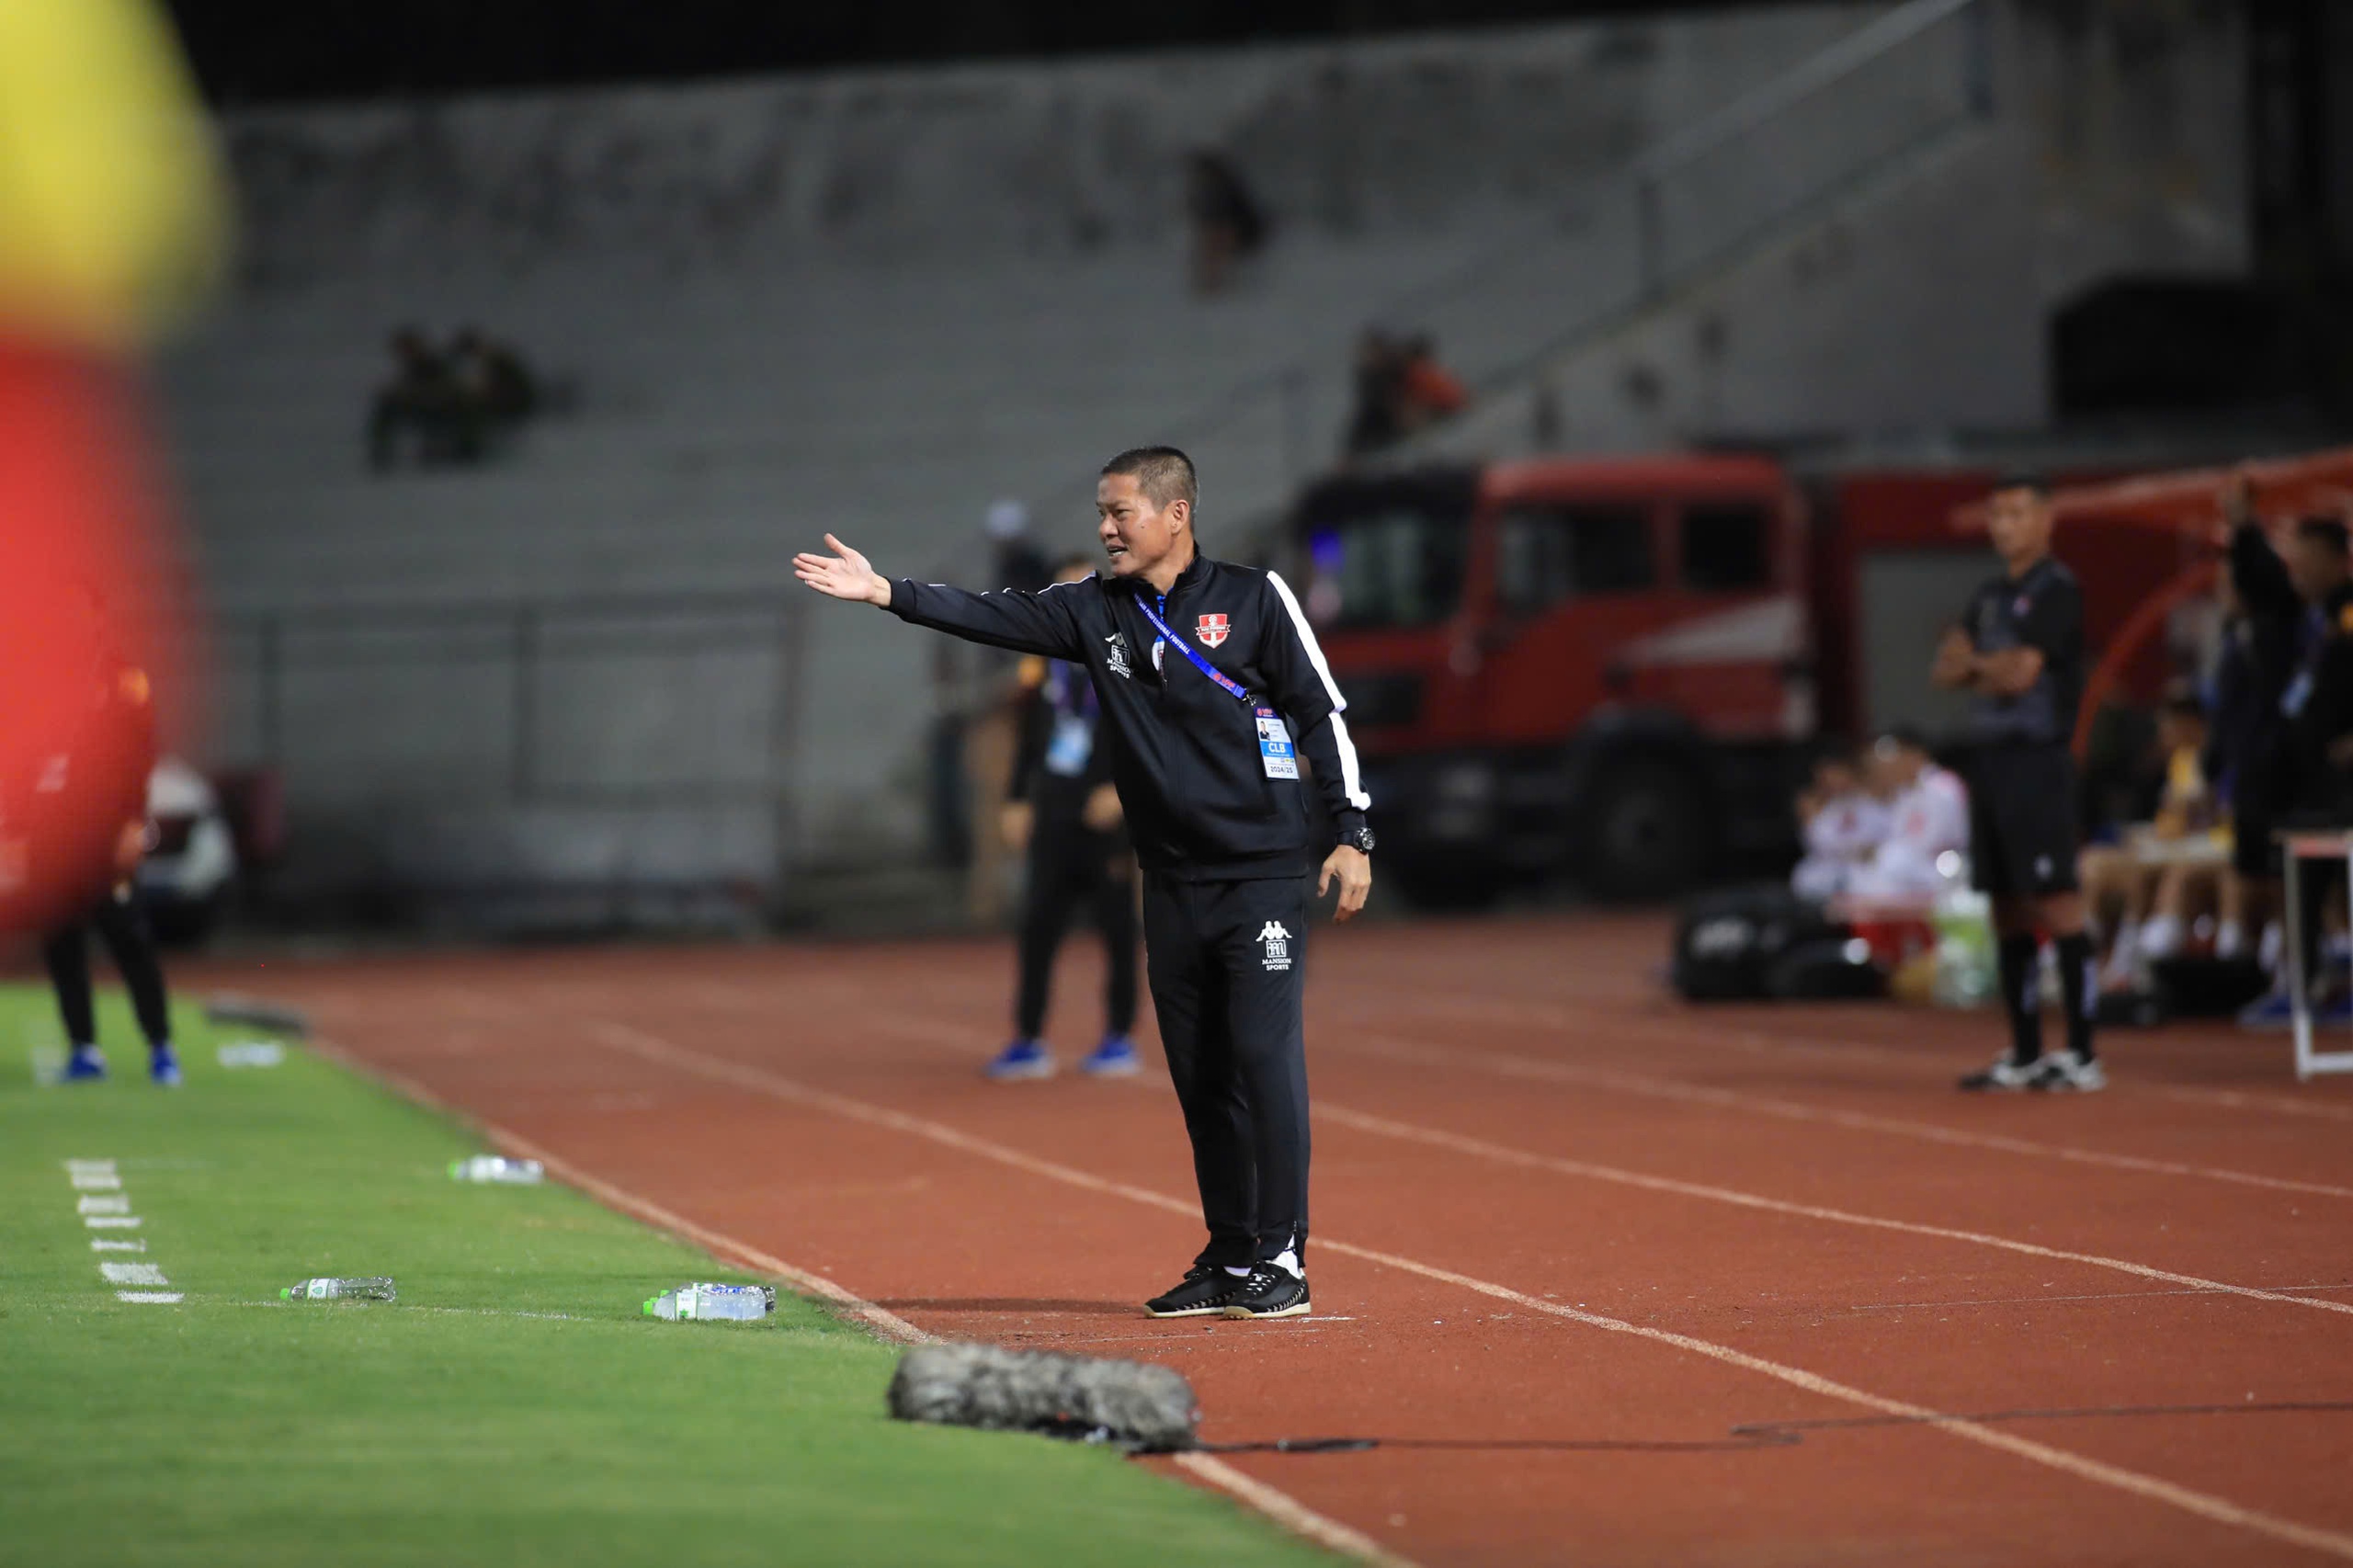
top-left (642, 1283), bottom-right (774, 1321)
top-left (281, 1277), bottom-right (396, 1302)
top-left (217, 1040), bottom-right (286, 1068)
top-left (449, 1155), bottom-right (544, 1184)
top-left (1929, 885), bottom-right (1996, 1008)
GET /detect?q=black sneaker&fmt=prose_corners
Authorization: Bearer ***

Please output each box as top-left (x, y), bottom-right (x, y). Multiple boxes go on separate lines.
top-left (1221, 1262), bottom-right (1311, 1320)
top-left (1144, 1264), bottom-right (1247, 1318)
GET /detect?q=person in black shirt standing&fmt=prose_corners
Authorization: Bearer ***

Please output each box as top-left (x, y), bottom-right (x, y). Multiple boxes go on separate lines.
top-left (1933, 476), bottom-right (2103, 1091)
top-left (795, 446), bottom-right (1373, 1320)
top-left (986, 555), bottom-right (1142, 1081)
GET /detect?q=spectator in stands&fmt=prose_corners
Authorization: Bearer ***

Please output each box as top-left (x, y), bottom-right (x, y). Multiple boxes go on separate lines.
top-left (1185, 149), bottom-right (1267, 295)
top-left (2081, 690), bottom-right (2222, 989)
top-left (1790, 740), bottom-right (1888, 903)
top-left (368, 327), bottom-right (479, 470)
top-left (1343, 328), bottom-right (1406, 459)
top-left (1392, 335), bottom-right (1470, 435)
top-left (1843, 728), bottom-right (1969, 906)
top-left (449, 326), bottom-right (538, 431)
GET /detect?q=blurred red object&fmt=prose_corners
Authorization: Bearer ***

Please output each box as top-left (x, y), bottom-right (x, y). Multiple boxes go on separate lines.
top-left (0, 340), bottom-right (173, 932)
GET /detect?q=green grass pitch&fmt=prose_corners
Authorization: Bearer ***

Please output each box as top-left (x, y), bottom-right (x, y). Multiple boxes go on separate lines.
top-left (0, 982), bottom-right (1333, 1567)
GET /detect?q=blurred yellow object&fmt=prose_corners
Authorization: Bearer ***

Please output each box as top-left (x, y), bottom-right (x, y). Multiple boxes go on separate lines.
top-left (0, 0), bottom-right (228, 347)
top-left (1889, 950), bottom-right (1939, 1006)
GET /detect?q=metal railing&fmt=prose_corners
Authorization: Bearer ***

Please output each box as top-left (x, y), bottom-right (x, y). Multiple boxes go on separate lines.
top-left (213, 588), bottom-right (806, 816)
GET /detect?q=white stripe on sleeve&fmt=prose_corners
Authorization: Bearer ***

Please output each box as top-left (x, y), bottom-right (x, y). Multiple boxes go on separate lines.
top-left (1266, 571), bottom-right (1347, 711)
top-left (1267, 572), bottom-right (1370, 812)
top-left (1327, 711), bottom-right (1371, 812)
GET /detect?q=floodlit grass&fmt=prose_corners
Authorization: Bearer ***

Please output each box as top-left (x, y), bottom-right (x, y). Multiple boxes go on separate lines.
top-left (0, 983), bottom-right (1331, 1568)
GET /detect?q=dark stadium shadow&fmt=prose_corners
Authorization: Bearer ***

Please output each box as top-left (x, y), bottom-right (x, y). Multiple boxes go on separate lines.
top-left (875, 1298), bottom-right (1137, 1316)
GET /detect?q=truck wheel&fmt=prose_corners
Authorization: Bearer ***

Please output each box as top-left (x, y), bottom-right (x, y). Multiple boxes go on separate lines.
top-left (1584, 757), bottom-right (1711, 901)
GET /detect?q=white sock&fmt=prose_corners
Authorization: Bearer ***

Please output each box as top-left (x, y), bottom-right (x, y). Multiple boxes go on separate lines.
top-left (1223, 1266), bottom-right (1252, 1278)
top-left (2217, 920), bottom-right (2247, 960)
top-left (2260, 921), bottom-right (2286, 975)
top-left (69, 1041), bottom-right (98, 1057)
top-left (1270, 1247), bottom-right (1302, 1278)
top-left (2139, 915), bottom-right (2185, 960)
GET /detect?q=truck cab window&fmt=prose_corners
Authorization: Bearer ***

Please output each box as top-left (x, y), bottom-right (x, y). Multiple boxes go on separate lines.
top-left (1495, 505), bottom-right (1653, 615)
top-left (1680, 503), bottom-right (1770, 592)
top-left (1305, 508), bottom-right (1466, 629)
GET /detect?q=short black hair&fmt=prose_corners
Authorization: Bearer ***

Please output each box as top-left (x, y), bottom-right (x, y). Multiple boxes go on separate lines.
top-left (2162, 689), bottom-right (2208, 722)
top-left (1101, 447), bottom-right (1199, 513)
top-left (1993, 469), bottom-right (2049, 498)
top-left (2294, 515), bottom-right (2350, 555)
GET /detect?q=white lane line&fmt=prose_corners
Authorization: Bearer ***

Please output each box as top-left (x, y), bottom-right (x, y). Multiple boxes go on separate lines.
top-left (83, 1215), bottom-right (141, 1229)
top-left (1851, 1284), bottom-right (2353, 1312)
top-left (302, 1027), bottom-right (1410, 1568)
top-left (114, 1291), bottom-right (183, 1303)
top-left (90, 1238), bottom-right (146, 1253)
top-left (1339, 1029), bottom-right (2353, 1203)
top-left (583, 1020), bottom-right (2353, 1562)
top-left (1172, 1452), bottom-right (1415, 1567)
top-left (78, 1194), bottom-right (132, 1215)
top-left (100, 1262), bottom-right (170, 1287)
top-left (1314, 1104), bottom-right (2353, 1320)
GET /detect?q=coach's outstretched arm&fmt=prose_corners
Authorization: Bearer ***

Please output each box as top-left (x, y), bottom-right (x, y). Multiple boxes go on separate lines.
top-left (793, 533), bottom-right (1087, 660)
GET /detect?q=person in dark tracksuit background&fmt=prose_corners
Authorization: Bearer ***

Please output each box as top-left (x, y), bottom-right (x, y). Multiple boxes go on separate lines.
top-left (796, 446), bottom-right (1373, 1321)
top-left (1933, 476), bottom-right (2102, 1093)
top-left (988, 554), bottom-right (1142, 1082)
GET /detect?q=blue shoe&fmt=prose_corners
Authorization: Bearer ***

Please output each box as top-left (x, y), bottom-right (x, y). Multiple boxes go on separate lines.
top-left (2239, 991), bottom-right (2296, 1030)
top-left (63, 1046), bottom-right (108, 1082)
top-left (1078, 1035), bottom-right (1142, 1077)
top-left (984, 1039), bottom-right (1054, 1082)
top-left (150, 1046), bottom-right (182, 1087)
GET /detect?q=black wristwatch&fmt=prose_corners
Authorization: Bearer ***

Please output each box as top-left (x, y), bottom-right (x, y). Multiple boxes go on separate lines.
top-left (1337, 825), bottom-right (1376, 855)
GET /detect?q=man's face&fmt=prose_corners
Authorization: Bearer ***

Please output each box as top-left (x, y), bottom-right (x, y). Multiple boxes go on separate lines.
top-left (1986, 487), bottom-right (2052, 565)
top-left (1814, 759), bottom-right (1858, 798)
top-left (1097, 473), bottom-right (1188, 579)
top-left (2288, 532), bottom-right (2348, 603)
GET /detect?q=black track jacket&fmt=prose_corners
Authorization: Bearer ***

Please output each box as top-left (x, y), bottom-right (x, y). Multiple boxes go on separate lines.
top-left (891, 554), bottom-right (1371, 881)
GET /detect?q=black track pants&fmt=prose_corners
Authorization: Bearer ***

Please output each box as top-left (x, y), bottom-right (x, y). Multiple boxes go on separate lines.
top-left (1142, 870), bottom-right (1310, 1269)
top-left (1014, 817), bottom-right (1138, 1040)
top-left (44, 887), bottom-right (173, 1050)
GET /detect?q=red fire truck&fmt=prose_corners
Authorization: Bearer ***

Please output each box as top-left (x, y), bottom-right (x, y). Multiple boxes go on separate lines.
top-left (1285, 445), bottom-right (2345, 908)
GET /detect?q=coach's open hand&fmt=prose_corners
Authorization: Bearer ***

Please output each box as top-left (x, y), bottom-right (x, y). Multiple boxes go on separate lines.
top-left (1319, 845), bottom-right (1371, 923)
top-left (793, 534), bottom-right (893, 607)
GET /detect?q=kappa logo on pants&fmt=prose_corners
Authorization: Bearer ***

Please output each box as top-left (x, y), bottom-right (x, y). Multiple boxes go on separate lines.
top-left (1257, 920), bottom-right (1292, 972)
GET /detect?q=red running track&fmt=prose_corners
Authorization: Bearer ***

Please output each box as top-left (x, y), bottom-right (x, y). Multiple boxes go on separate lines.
top-left (194, 914), bottom-right (2353, 1566)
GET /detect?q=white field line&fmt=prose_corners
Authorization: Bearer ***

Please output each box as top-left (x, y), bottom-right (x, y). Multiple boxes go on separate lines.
top-left (1338, 1030), bottom-right (2353, 1203)
top-left (586, 1020), bottom-right (2353, 1563)
top-left (63, 1161), bottom-right (176, 1304)
top-left (301, 1036), bottom-right (934, 1348)
top-left (307, 1031), bottom-right (1406, 1568)
top-left (1313, 1103), bottom-right (2353, 1320)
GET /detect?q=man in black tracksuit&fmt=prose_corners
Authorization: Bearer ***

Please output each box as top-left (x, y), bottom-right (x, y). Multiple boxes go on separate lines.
top-left (796, 446), bottom-right (1374, 1320)
top-left (1934, 476), bottom-right (2102, 1092)
top-left (988, 557), bottom-right (1142, 1081)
